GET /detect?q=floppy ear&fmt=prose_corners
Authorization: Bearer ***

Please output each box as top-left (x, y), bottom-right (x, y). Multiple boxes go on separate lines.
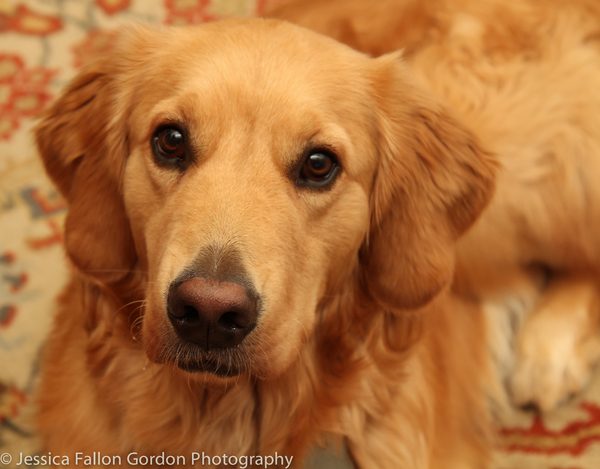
top-left (362, 53), bottom-right (497, 310)
top-left (35, 31), bottom-right (148, 284)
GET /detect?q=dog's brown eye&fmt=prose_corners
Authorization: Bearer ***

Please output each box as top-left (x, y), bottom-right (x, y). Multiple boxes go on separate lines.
top-left (153, 126), bottom-right (186, 162)
top-left (300, 151), bottom-right (338, 185)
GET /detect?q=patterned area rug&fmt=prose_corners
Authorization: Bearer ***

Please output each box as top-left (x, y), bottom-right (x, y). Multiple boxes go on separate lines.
top-left (1, 1), bottom-right (599, 468)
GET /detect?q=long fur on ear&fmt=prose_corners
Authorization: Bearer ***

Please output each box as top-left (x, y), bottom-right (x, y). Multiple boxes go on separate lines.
top-left (34, 33), bottom-right (147, 284)
top-left (363, 52), bottom-right (497, 311)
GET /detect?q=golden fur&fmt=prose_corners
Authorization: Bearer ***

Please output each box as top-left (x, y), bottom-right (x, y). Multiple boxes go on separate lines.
top-left (34, 1), bottom-right (600, 468)
top-left (269, 0), bottom-right (600, 412)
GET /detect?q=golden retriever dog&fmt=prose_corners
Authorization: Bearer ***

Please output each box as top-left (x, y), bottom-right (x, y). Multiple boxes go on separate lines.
top-left (33, 1), bottom-right (600, 468)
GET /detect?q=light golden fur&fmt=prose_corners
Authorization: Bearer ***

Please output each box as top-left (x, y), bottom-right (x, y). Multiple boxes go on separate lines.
top-left (34, 1), bottom-right (600, 468)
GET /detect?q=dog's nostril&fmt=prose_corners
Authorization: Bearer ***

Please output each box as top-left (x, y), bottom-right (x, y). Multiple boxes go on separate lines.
top-left (181, 305), bottom-right (200, 323)
top-left (218, 311), bottom-right (246, 330)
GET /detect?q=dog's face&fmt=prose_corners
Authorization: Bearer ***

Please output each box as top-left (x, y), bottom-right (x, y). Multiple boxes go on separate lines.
top-left (123, 23), bottom-right (378, 377)
top-left (36, 20), bottom-right (495, 379)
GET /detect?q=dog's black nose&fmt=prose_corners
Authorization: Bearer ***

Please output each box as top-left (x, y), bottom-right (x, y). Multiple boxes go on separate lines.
top-left (168, 277), bottom-right (258, 349)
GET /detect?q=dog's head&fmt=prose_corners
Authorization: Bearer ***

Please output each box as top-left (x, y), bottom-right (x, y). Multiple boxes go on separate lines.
top-left (36, 20), bottom-right (495, 379)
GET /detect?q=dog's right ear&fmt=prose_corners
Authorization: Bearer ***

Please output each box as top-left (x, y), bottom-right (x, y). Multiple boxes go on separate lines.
top-left (35, 27), bottom-right (155, 284)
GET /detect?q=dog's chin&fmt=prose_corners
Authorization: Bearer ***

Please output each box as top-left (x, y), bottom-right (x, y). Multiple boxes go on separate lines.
top-left (153, 337), bottom-right (253, 379)
top-left (175, 359), bottom-right (243, 377)
top-left (148, 329), bottom-right (275, 380)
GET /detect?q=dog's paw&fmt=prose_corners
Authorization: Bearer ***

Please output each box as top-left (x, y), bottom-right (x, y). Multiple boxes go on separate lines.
top-left (509, 279), bottom-right (600, 413)
top-left (510, 323), bottom-right (597, 412)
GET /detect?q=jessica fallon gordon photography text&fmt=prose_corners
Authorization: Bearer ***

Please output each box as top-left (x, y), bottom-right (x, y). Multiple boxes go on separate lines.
top-left (14, 452), bottom-right (294, 468)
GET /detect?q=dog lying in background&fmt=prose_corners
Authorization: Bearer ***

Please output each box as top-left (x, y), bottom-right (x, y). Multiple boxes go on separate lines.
top-left (34, 1), bottom-right (600, 468)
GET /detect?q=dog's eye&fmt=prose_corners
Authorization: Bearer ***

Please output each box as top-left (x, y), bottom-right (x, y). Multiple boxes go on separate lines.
top-left (153, 126), bottom-right (186, 162)
top-left (298, 151), bottom-right (339, 187)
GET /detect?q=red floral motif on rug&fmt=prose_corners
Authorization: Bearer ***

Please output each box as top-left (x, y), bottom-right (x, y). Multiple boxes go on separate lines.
top-left (95, 0), bottom-right (131, 16)
top-left (164, 0), bottom-right (218, 25)
top-left (0, 4), bottom-right (62, 35)
top-left (499, 403), bottom-right (600, 457)
top-left (0, 383), bottom-right (26, 424)
top-left (0, 54), bottom-right (55, 140)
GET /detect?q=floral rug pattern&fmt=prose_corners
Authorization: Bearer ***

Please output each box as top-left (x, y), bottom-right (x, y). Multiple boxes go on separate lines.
top-left (0, 0), bottom-right (599, 467)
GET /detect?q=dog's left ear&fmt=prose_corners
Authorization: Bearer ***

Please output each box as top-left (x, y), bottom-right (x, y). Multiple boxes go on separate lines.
top-left (362, 53), bottom-right (497, 311)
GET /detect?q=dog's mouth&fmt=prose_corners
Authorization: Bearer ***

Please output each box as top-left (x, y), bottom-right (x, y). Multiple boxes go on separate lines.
top-left (175, 357), bottom-right (242, 377)
top-left (155, 333), bottom-right (253, 378)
